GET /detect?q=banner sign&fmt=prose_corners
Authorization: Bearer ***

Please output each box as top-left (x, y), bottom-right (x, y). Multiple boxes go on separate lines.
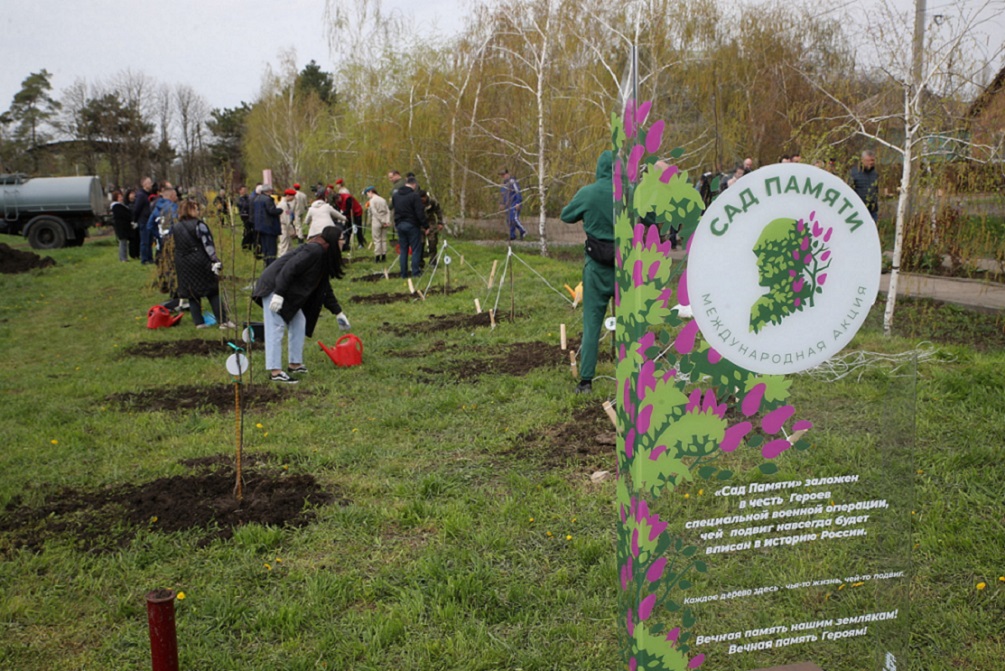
top-left (688, 164), bottom-right (882, 374)
top-left (613, 98), bottom-right (908, 671)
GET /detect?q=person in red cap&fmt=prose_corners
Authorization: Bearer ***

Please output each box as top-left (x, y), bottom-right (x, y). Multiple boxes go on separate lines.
top-left (277, 188), bottom-right (301, 257)
top-left (334, 180), bottom-right (365, 250)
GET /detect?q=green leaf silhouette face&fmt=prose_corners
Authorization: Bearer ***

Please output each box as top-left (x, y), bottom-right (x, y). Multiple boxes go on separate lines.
top-left (749, 215), bottom-right (832, 333)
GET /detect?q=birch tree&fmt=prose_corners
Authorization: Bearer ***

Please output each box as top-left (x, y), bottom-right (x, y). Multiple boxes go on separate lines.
top-left (804, 0), bottom-right (1005, 334)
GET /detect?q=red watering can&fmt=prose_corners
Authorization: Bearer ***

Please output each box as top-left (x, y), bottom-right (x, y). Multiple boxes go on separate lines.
top-left (146, 304), bottom-right (183, 329)
top-left (318, 334), bottom-right (363, 367)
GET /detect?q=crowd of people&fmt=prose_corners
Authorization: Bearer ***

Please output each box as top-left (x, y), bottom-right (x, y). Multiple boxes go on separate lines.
top-left (115, 149), bottom-right (878, 390)
top-left (706, 151), bottom-right (880, 222)
top-left (117, 169), bottom-right (449, 383)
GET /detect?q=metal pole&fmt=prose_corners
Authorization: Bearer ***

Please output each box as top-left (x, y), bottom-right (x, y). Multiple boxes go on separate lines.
top-left (146, 590), bottom-right (179, 671)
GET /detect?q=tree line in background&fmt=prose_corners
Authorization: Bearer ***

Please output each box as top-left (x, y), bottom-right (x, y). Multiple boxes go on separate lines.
top-left (1, 0), bottom-right (1002, 244)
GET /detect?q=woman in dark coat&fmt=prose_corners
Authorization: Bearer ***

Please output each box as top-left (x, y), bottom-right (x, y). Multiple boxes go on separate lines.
top-left (110, 190), bottom-right (133, 262)
top-left (172, 200), bottom-right (234, 330)
top-left (252, 226), bottom-right (351, 383)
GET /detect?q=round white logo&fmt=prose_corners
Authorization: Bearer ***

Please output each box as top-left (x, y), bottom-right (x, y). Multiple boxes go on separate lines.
top-left (687, 164), bottom-right (881, 374)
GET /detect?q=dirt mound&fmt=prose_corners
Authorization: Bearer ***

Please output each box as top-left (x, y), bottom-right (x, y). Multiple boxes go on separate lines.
top-left (124, 339), bottom-right (231, 358)
top-left (387, 311), bottom-right (500, 335)
top-left (505, 404), bottom-right (617, 469)
top-left (351, 292), bottom-right (415, 305)
top-left (0, 243), bottom-right (56, 274)
top-left (352, 285), bottom-right (469, 305)
top-left (352, 273), bottom-right (389, 283)
top-left (107, 383), bottom-right (304, 413)
top-left (0, 456), bottom-right (343, 553)
top-left (419, 341), bottom-right (564, 379)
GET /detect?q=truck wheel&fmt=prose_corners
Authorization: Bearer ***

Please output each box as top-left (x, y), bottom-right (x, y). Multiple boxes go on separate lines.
top-left (26, 216), bottom-right (68, 249)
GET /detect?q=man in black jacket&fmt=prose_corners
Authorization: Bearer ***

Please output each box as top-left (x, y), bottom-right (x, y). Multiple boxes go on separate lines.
top-left (849, 150), bottom-right (879, 223)
top-left (253, 184), bottom-right (283, 266)
top-left (134, 176), bottom-right (155, 263)
top-left (237, 186), bottom-right (256, 253)
top-left (391, 176), bottom-right (428, 278)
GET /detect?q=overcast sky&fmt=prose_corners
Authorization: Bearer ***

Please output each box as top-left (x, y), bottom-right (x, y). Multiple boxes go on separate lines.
top-left (5, 0), bottom-right (1002, 114)
top-left (3, 0), bottom-right (467, 111)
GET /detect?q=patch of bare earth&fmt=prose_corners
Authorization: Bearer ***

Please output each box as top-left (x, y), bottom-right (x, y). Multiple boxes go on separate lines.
top-left (0, 455), bottom-right (345, 553)
top-left (107, 384), bottom-right (305, 413)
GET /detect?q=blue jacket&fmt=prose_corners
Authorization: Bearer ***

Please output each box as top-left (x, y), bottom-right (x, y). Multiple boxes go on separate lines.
top-left (253, 193), bottom-right (282, 235)
top-left (146, 197), bottom-right (178, 232)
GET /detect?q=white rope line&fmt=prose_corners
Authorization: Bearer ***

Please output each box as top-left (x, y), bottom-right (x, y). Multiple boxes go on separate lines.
top-left (444, 242), bottom-right (490, 287)
top-left (421, 240), bottom-right (448, 295)
top-left (802, 344), bottom-right (945, 382)
top-left (491, 247), bottom-right (512, 318)
top-left (510, 250), bottom-right (576, 306)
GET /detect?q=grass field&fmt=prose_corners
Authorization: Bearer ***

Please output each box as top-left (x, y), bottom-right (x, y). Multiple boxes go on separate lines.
top-left (0, 224), bottom-right (1003, 670)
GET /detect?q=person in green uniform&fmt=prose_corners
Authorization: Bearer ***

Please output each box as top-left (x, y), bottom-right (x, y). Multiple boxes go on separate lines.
top-left (560, 150), bottom-right (614, 394)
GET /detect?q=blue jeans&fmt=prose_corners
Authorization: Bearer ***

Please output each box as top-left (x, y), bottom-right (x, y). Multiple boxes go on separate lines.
top-left (396, 221), bottom-right (423, 278)
top-left (140, 223), bottom-right (158, 263)
top-left (262, 293), bottom-right (305, 371)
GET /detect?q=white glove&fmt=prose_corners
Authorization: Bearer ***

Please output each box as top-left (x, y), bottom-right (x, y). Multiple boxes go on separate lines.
top-left (269, 294), bottom-right (285, 313)
top-left (211, 261), bottom-right (223, 275)
top-left (336, 311), bottom-right (351, 330)
top-left (131, 221), bottom-right (139, 230)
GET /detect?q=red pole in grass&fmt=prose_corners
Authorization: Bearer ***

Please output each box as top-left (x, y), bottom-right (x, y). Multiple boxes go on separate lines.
top-left (146, 589), bottom-right (179, 671)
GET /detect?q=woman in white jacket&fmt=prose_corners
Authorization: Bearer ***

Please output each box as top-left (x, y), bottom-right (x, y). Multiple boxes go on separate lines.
top-left (303, 188), bottom-right (348, 240)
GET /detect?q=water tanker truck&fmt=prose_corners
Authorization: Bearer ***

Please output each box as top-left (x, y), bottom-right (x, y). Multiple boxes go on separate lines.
top-left (0, 173), bottom-right (106, 249)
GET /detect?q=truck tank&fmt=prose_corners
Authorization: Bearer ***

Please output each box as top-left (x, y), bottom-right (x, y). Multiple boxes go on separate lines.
top-left (0, 174), bottom-right (106, 249)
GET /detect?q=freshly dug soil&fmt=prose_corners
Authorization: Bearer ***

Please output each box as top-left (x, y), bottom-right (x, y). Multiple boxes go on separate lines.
top-left (352, 285), bottom-right (469, 305)
top-left (0, 455), bottom-right (343, 553)
top-left (419, 341), bottom-right (564, 380)
top-left (351, 292), bottom-right (415, 305)
top-left (107, 384), bottom-right (304, 413)
top-left (352, 272), bottom-right (389, 283)
top-left (0, 243), bottom-right (56, 274)
top-left (505, 404), bottom-right (617, 470)
top-left (124, 339), bottom-right (230, 358)
top-left (387, 311), bottom-right (500, 336)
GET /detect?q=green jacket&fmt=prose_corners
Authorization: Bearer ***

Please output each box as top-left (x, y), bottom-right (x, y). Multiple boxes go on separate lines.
top-left (560, 150), bottom-right (614, 242)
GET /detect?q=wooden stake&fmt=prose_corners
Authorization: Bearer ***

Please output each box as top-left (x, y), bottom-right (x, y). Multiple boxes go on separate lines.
top-left (489, 309), bottom-right (496, 328)
top-left (460, 255), bottom-right (464, 266)
top-left (602, 400), bottom-right (618, 430)
top-left (416, 288), bottom-right (426, 301)
top-left (383, 268), bottom-right (389, 280)
top-left (560, 323), bottom-right (567, 350)
top-left (569, 350), bottom-right (578, 379)
top-left (445, 264), bottom-right (450, 294)
top-left (487, 260), bottom-right (498, 289)
top-left (407, 277), bottom-right (416, 294)
top-left (474, 298), bottom-right (482, 314)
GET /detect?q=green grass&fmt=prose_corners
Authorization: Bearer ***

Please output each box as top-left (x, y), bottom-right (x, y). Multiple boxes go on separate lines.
top-left (0, 226), bottom-right (1003, 669)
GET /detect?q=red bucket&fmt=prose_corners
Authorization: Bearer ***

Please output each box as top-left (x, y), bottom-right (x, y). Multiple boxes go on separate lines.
top-left (318, 334), bottom-right (363, 367)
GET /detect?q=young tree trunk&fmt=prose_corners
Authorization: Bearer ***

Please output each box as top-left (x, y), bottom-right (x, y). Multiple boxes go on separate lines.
top-left (884, 94), bottom-right (916, 337)
top-left (536, 62), bottom-right (548, 256)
